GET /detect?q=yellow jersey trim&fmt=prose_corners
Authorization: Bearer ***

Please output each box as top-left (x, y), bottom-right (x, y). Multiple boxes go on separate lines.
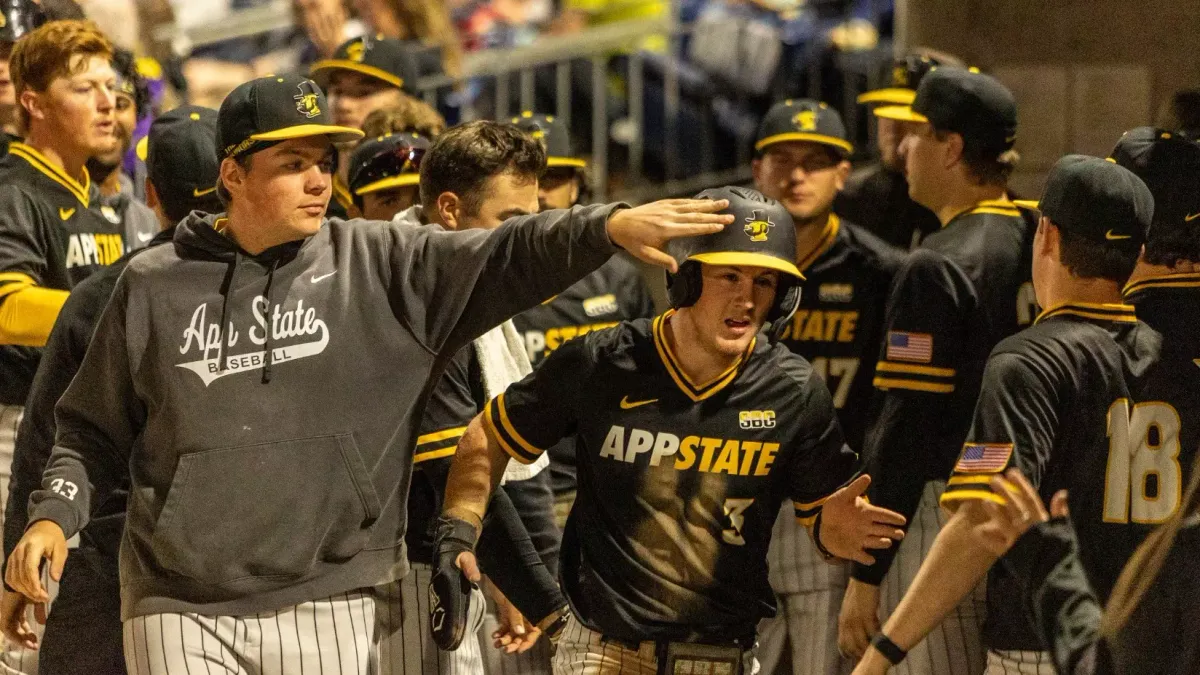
top-left (875, 361), bottom-right (956, 378)
top-left (796, 214), bottom-right (840, 273)
top-left (940, 490), bottom-right (1007, 506)
top-left (873, 376), bottom-right (954, 393)
top-left (416, 426), bottom-right (467, 446)
top-left (1124, 272), bottom-right (1200, 297)
top-left (413, 446), bottom-right (458, 464)
top-left (652, 311), bottom-right (753, 402)
top-left (8, 143), bottom-right (90, 206)
top-left (947, 475), bottom-right (994, 487)
top-left (1035, 302), bottom-right (1137, 325)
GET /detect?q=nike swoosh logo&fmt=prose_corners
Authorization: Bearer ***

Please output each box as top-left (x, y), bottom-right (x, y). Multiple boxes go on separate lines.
top-left (193, 186), bottom-right (217, 197)
top-left (620, 396), bottom-right (658, 410)
top-left (59, 207), bottom-right (75, 220)
top-left (1105, 230), bottom-right (1132, 240)
top-left (311, 271), bottom-right (337, 283)
top-left (136, 231), bottom-right (154, 242)
top-left (1186, 212), bottom-right (1200, 222)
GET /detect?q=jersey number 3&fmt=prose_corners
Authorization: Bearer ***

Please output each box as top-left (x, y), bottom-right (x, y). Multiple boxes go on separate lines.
top-left (1103, 400), bottom-right (1182, 524)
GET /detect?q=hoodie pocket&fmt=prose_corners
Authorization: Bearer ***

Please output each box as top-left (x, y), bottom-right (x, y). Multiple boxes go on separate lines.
top-left (151, 434), bottom-right (382, 586)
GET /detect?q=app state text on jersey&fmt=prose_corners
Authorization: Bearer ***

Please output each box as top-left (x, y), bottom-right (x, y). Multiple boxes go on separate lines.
top-left (0, 143), bottom-right (128, 404)
top-left (942, 302), bottom-right (1157, 650)
top-left (484, 312), bottom-right (857, 643)
top-left (777, 215), bottom-right (905, 452)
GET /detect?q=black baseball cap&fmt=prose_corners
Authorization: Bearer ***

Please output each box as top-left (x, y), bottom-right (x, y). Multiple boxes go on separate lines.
top-left (509, 111), bottom-right (585, 169)
top-left (1109, 127), bottom-right (1200, 239)
top-left (145, 105), bottom-right (222, 215)
top-left (858, 53), bottom-right (944, 109)
top-left (894, 68), bottom-right (1017, 156)
top-left (0, 0), bottom-right (45, 44)
top-left (755, 99), bottom-right (852, 155)
top-left (348, 132), bottom-right (430, 199)
top-left (216, 75), bottom-right (363, 160)
top-left (1039, 154), bottom-right (1152, 252)
top-left (310, 35), bottom-right (421, 96)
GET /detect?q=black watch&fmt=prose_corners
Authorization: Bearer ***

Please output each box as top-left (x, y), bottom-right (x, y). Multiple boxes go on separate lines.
top-left (870, 633), bottom-right (907, 665)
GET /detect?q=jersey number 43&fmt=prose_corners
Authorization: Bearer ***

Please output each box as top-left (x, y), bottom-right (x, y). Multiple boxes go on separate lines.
top-left (1103, 399), bottom-right (1182, 524)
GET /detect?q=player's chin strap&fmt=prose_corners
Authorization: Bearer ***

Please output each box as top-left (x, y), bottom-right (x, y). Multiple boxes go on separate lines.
top-left (870, 633), bottom-right (908, 665)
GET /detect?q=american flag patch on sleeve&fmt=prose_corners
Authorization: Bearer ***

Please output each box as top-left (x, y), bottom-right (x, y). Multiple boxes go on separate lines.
top-left (954, 443), bottom-right (1013, 473)
top-left (886, 331), bottom-right (933, 363)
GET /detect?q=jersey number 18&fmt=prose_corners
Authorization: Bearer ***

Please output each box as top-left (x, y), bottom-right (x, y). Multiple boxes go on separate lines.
top-left (1103, 399), bottom-right (1182, 524)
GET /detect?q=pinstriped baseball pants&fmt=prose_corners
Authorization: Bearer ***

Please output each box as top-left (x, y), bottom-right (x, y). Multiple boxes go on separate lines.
top-left (985, 650), bottom-right (1055, 674)
top-left (0, 404), bottom-right (37, 675)
top-left (759, 501), bottom-right (852, 675)
top-left (374, 562), bottom-right (485, 675)
top-left (878, 482), bottom-right (987, 675)
top-left (550, 614), bottom-right (760, 675)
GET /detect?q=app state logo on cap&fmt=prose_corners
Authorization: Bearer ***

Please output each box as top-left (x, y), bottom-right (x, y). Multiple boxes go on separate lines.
top-left (744, 210), bottom-right (774, 242)
top-left (294, 81), bottom-right (321, 119)
top-left (346, 41), bottom-right (366, 62)
top-left (792, 110), bottom-right (817, 131)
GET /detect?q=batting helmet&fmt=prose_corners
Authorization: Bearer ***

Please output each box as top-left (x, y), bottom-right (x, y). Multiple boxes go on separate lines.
top-left (0, 0), bottom-right (45, 44)
top-left (665, 186), bottom-right (803, 340)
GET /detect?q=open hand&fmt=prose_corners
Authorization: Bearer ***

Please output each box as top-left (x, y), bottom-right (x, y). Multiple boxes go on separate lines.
top-left (817, 475), bottom-right (906, 565)
top-left (5, 521), bottom-right (66, 603)
top-left (605, 199), bottom-right (734, 272)
top-left (969, 468), bottom-right (1066, 557)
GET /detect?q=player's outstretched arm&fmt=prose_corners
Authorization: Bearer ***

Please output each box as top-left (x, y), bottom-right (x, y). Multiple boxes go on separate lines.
top-left (847, 499), bottom-right (1001, 673)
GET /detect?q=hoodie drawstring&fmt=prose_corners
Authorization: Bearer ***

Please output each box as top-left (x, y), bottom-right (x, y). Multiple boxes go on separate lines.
top-left (260, 258), bottom-right (280, 384)
top-left (216, 251), bottom-right (239, 372)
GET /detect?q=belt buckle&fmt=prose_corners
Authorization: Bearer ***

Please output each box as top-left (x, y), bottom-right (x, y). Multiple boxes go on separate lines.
top-left (656, 641), bottom-right (743, 675)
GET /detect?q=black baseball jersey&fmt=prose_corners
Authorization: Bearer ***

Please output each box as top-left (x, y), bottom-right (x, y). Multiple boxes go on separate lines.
top-left (834, 162), bottom-right (940, 250)
top-left (486, 312), bottom-right (857, 643)
top-left (854, 198), bottom-right (1038, 585)
top-left (778, 216), bottom-right (906, 453)
top-left (941, 302), bottom-right (1158, 650)
top-left (511, 254), bottom-right (656, 496)
top-left (0, 143), bottom-right (127, 404)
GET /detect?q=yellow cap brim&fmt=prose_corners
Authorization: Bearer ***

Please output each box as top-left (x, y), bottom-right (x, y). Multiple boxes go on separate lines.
top-left (872, 105), bottom-right (929, 122)
top-left (755, 133), bottom-right (853, 154)
top-left (857, 88), bottom-right (916, 105)
top-left (1012, 199), bottom-right (1040, 210)
top-left (310, 60), bottom-right (404, 89)
top-left (688, 251), bottom-right (805, 280)
top-left (251, 123), bottom-right (365, 145)
top-left (546, 157), bottom-right (587, 169)
top-left (355, 173), bottom-right (420, 196)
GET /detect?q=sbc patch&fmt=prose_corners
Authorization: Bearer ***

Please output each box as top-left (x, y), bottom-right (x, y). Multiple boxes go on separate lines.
top-left (886, 331), bottom-right (933, 363)
top-left (818, 283), bottom-right (854, 303)
top-left (954, 443), bottom-right (1013, 473)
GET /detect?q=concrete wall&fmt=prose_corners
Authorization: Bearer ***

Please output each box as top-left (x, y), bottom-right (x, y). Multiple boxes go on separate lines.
top-left (900, 0), bottom-right (1200, 196)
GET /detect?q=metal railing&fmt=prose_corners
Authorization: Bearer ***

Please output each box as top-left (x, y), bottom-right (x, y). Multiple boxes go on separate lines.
top-left (179, 2), bottom-right (892, 204)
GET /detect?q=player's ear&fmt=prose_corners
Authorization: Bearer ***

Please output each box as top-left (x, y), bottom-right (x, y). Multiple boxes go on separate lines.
top-left (943, 131), bottom-right (965, 169)
top-left (835, 158), bottom-right (851, 189)
top-left (751, 157), bottom-right (763, 186)
top-left (436, 191), bottom-right (461, 230)
top-left (1037, 216), bottom-right (1059, 256)
top-left (19, 89), bottom-right (43, 124)
top-left (219, 157), bottom-right (246, 199)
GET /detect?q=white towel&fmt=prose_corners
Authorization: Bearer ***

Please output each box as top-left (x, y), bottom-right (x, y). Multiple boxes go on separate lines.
top-left (473, 320), bottom-right (549, 483)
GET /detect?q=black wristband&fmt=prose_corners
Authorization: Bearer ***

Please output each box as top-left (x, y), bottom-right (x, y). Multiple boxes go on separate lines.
top-left (870, 633), bottom-right (907, 665)
top-left (812, 509), bottom-right (836, 560)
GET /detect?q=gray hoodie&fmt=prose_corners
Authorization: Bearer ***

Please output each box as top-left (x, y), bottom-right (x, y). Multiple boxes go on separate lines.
top-left (30, 206), bottom-right (619, 619)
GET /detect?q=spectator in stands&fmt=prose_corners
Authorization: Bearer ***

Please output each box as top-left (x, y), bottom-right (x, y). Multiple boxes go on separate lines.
top-left (353, 0), bottom-right (463, 78)
top-left (835, 50), bottom-right (959, 249)
top-left (311, 34), bottom-right (426, 217)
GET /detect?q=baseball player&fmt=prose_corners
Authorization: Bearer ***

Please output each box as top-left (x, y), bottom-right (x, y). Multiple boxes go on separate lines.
top-left (436, 186), bottom-right (908, 675)
top-left (507, 112), bottom-right (657, 535)
top-left (360, 100), bottom-right (447, 140)
top-left (0, 105), bottom-right (222, 675)
top-left (962, 463), bottom-right (1200, 675)
top-left (0, 23), bottom-right (123, 672)
top-left (835, 52), bottom-right (958, 250)
top-left (749, 99), bottom-right (905, 675)
top-left (346, 131), bottom-right (429, 220)
top-left (837, 68), bottom-right (1037, 675)
top-left (311, 34), bottom-right (424, 219)
top-left (88, 48), bottom-right (157, 252)
top-left (852, 155), bottom-right (1158, 675)
top-left (0, 0), bottom-right (45, 151)
top-left (380, 120), bottom-right (568, 675)
top-left (5, 74), bottom-right (732, 674)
